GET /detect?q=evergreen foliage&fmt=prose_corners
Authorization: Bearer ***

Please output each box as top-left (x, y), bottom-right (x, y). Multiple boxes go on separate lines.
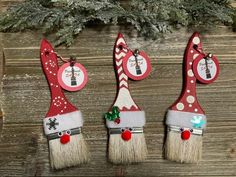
top-left (0, 0), bottom-right (234, 46)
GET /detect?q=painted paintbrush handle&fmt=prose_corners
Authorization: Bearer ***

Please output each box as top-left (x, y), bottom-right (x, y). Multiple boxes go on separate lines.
top-left (166, 33), bottom-right (207, 134)
top-left (40, 39), bottom-right (77, 117)
top-left (170, 32), bottom-right (205, 115)
top-left (111, 33), bottom-right (140, 111)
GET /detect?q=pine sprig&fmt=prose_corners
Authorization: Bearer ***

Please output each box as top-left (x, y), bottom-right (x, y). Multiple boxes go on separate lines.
top-left (0, 0), bottom-right (234, 46)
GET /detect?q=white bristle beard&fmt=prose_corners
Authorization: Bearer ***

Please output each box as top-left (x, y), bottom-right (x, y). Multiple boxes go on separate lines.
top-left (109, 133), bottom-right (148, 164)
top-left (49, 134), bottom-right (90, 169)
top-left (165, 130), bottom-right (202, 163)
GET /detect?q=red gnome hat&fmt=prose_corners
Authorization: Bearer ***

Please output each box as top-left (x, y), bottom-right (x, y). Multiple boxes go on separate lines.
top-left (40, 39), bottom-right (83, 143)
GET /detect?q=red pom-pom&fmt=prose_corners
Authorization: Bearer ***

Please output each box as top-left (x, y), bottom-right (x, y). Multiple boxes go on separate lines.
top-left (114, 118), bottom-right (120, 124)
top-left (60, 134), bottom-right (70, 144)
top-left (181, 130), bottom-right (191, 140)
top-left (121, 130), bottom-right (132, 141)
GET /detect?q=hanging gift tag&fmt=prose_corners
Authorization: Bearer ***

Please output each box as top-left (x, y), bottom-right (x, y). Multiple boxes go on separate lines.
top-left (122, 49), bottom-right (152, 80)
top-left (192, 53), bottom-right (219, 84)
top-left (57, 57), bottom-right (88, 91)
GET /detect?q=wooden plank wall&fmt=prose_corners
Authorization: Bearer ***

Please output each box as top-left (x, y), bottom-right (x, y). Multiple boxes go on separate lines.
top-left (0, 1), bottom-right (236, 177)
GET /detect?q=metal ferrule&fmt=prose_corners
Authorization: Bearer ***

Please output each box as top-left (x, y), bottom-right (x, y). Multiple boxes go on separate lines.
top-left (109, 127), bottom-right (144, 134)
top-left (168, 125), bottom-right (203, 136)
top-left (47, 127), bottom-right (81, 141)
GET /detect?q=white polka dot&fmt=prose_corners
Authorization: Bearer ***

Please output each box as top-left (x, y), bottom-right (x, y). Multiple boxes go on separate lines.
top-left (64, 102), bottom-right (67, 104)
top-left (187, 90), bottom-right (190, 93)
top-left (188, 69), bottom-right (194, 77)
top-left (189, 62), bottom-right (192, 65)
top-left (58, 96), bottom-right (60, 98)
top-left (187, 95), bottom-right (195, 103)
top-left (61, 110), bottom-right (64, 113)
top-left (176, 103), bottom-right (184, 110)
top-left (189, 104), bottom-right (192, 107)
top-left (191, 80), bottom-right (194, 83)
top-left (194, 108), bottom-right (198, 112)
top-left (53, 73), bottom-right (56, 76)
top-left (193, 37), bottom-right (200, 45)
top-left (193, 54), bottom-right (199, 59)
top-left (49, 71), bottom-right (52, 73)
top-left (50, 83), bottom-right (53, 86)
top-left (191, 50), bottom-right (193, 53)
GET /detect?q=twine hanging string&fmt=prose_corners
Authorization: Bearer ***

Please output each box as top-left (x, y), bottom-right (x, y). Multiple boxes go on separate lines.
top-left (118, 45), bottom-right (141, 68)
top-left (118, 44), bottom-right (140, 57)
top-left (193, 45), bottom-right (213, 79)
top-left (193, 44), bottom-right (213, 60)
top-left (54, 52), bottom-right (77, 66)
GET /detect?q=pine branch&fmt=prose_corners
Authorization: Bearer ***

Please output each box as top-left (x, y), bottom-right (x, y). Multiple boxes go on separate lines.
top-left (0, 0), bottom-right (234, 46)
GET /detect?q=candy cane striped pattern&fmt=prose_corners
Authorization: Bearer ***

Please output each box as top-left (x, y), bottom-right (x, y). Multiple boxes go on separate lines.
top-left (112, 33), bottom-right (139, 111)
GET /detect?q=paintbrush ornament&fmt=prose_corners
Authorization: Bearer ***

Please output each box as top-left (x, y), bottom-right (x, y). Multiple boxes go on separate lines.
top-left (40, 39), bottom-right (90, 169)
top-left (165, 32), bottom-right (219, 163)
top-left (105, 33), bottom-right (151, 164)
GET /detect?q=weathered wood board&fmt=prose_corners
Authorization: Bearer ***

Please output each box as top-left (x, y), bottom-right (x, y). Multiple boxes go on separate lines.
top-left (0, 1), bottom-right (236, 177)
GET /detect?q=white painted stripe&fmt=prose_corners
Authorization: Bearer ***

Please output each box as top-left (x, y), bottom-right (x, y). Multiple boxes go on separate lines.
top-left (115, 48), bottom-right (119, 53)
top-left (119, 80), bottom-right (128, 87)
top-left (115, 52), bottom-right (126, 59)
top-left (116, 60), bottom-right (122, 66)
top-left (117, 66), bottom-right (123, 74)
top-left (117, 38), bottom-right (126, 45)
top-left (119, 73), bottom-right (128, 81)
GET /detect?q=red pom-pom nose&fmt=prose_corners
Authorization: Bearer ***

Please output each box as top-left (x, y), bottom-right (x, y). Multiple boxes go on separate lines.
top-left (181, 130), bottom-right (191, 140)
top-left (60, 134), bottom-right (70, 144)
top-left (121, 130), bottom-right (132, 141)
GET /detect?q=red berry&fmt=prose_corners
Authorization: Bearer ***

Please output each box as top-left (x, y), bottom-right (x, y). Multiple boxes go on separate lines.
top-left (121, 130), bottom-right (132, 141)
top-left (181, 130), bottom-right (191, 140)
top-left (114, 118), bottom-right (120, 124)
top-left (60, 134), bottom-right (70, 144)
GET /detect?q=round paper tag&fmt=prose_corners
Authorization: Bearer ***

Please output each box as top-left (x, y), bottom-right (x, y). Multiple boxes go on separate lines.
top-left (57, 62), bottom-right (88, 91)
top-left (192, 55), bottom-right (219, 84)
top-left (122, 51), bottom-right (151, 80)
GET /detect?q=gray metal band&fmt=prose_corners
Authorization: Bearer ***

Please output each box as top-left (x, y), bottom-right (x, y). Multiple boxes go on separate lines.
top-left (109, 127), bottom-right (143, 134)
top-left (168, 125), bottom-right (203, 136)
top-left (47, 127), bottom-right (81, 140)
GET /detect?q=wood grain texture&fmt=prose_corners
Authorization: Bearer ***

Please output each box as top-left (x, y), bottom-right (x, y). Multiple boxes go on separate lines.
top-left (0, 1), bottom-right (236, 176)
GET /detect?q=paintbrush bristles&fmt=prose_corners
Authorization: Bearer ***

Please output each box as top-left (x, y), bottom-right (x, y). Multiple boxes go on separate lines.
top-left (49, 134), bottom-right (90, 169)
top-left (165, 131), bottom-right (202, 163)
top-left (109, 133), bottom-right (148, 164)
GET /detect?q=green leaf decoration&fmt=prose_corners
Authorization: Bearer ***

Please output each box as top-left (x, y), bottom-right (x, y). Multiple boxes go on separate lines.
top-left (104, 106), bottom-right (120, 121)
